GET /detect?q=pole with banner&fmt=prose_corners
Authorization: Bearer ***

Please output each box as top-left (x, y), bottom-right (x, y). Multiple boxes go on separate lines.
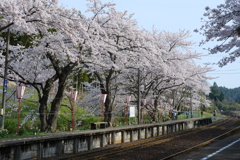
top-left (126, 95), bottom-right (131, 125)
top-left (70, 90), bottom-right (78, 131)
top-left (159, 99), bottom-right (163, 121)
top-left (16, 85), bottom-right (26, 135)
top-left (142, 99), bottom-right (147, 123)
top-left (168, 99), bottom-right (173, 119)
top-left (151, 98), bottom-right (155, 122)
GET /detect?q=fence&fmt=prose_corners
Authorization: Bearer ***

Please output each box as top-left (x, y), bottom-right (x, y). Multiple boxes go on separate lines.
top-left (176, 111), bottom-right (201, 120)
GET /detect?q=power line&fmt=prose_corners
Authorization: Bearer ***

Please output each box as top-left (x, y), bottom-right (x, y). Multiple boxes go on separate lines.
top-left (208, 72), bottom-right (240, 75)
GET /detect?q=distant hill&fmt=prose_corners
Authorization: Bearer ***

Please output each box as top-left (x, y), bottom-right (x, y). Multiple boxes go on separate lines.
top-left (218, 86), bottom-right (240, 103)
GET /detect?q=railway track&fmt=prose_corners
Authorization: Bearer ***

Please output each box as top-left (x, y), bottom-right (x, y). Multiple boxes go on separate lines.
top-left (45, 117), bottom-right (240, 160)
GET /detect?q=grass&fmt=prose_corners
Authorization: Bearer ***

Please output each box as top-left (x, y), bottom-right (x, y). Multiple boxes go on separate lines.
top-left (202, 112), bottom-right (214, 117)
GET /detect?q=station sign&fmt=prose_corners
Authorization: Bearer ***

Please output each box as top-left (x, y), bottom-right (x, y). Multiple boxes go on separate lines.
top-left (3, 79), bottom-right (8, 93)
top-left (130, 106), bottom-right (135, 117)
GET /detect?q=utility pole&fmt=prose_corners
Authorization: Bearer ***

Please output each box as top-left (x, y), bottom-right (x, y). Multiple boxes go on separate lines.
top-left (1, 29), bottom-right (10, 129)
top-left (190, 89), bottom-right (193, 118)
top-left (172, 89), bottom-right (175, 120)
top-left (137, 68), bottom-right (141, 124)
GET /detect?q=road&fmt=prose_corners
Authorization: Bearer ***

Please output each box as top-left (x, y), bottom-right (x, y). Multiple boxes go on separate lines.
top-left (171, 133), bottom-right (240, 160)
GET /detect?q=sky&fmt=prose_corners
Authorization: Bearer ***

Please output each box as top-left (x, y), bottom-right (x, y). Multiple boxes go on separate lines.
top-left (58, 0), bottom-right (240, 89)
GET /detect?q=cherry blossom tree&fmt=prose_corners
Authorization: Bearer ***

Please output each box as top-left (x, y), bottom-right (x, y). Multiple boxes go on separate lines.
top-left (196, 0), bottom-right (240, 67)
top-left (0, 0), bottom-right (96, 132)
top-left (121, 29), bottom-right (212, 121)
top-left (0, 0), bottom-right (213, 131)
top-left (82, 0), bottom-right (155, 126)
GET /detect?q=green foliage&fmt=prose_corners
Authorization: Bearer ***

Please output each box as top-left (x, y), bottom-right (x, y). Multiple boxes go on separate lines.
top-left (71, 70), bottom-right (95, 91)
top-left (207, 83), bottom-right (240, 112)
top-left (218, 86), bottom-right (240, 103)
top-left (202, 112), bottom-right (214, 117)
top-left (0, 129), bottom-right (8, 138)
top-left (57, 115), bottom-right (70, 131)
top-left (210, 82), bottom-right (219, 97)
top-left (114, 117), bottom-right (126, 126)
top-left (212, 98), bottom-right (240, 111)
top-left (21, 121), bottom-right (40, 133)
top-left (143, 115), bottom-right (152, 123)
top-left (19, 127), bottom-right (40, 136)
top-left (218, 91), bottom-right (224, 102)
top-left (4, 119), bottom-right (17, 135)
top-left (209, 82), bottom-right (225, 101)
top-left (47, 28), bottom-right (57, 33)
top-left (57, 97), bottom-right (99, 131)
top-left (221, 102), bottom-right (240, 110)
top-left (1, 86), bottom-right (40, 137)
top-left (0, 31), bottom-right (34, 50)
top-left (75, 116), bottom-right (101, 130)
top-left (57, 97), bottom-right (102, 131)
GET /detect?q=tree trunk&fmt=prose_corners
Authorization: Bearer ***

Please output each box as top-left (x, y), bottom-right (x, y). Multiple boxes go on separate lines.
top-left (39, 78), bottom-right (55, 132)
top-left (104, 93), bottom-right (113, 127)
top-left (95, 68), bottom-right (115, 127)
top-left (39, 102), bottom-right (48, 131)
top-left (39, 62), bottom-right (75, 132)
top-left (104, 69), bottom-right (114, 127)
top-left (45, 72), bottom-right (68, 132)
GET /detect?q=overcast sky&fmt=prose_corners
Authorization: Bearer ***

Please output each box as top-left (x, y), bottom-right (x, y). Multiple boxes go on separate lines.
top-left (59, 0), bottom-right (240, 89)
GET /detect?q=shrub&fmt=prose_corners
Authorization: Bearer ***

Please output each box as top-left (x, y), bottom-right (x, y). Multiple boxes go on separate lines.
top-left (4, 119), bottom-right (17, 135)
top-left (0, 129), bottom-right (8, 137)
top-left (57, 115), bottom-right (70, 131)
top-left (114, 117), bottom-right (126, 126)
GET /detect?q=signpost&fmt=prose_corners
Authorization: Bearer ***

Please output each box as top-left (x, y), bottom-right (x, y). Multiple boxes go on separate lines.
top-left (130, 106), bottom-right (135, 117)
top-left (3, 79), bottom-right (8, 93)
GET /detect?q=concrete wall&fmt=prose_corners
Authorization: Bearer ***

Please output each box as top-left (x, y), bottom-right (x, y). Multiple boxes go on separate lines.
top-left (0, 117), bottom-right (212, 160)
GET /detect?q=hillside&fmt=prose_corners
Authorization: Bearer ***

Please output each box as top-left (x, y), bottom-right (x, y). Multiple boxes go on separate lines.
top-left (218, 86), bottom-right (240, 103)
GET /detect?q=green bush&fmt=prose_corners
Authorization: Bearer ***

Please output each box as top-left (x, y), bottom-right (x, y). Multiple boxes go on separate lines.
top-left (19, 128), bottom-right (38, 136)
top-left (20, 121), bottom-right (40, 135)
top-left (0, 129), bottom-right (8, 137)
top-left (57, 115), bottom-right (70, 131)
top-left (5, 119), bottom-right (17, 135)
top-left (73, 116), bottom-right (101, 130)
top-left (82, 116), bottom-right (99, 124)
top-left (129, 117), bottom-right (137, 124)
top-left (113, 117), bottom-right (126, 126)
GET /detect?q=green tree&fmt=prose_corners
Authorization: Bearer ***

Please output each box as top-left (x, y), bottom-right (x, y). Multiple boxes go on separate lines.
top-left (218, 91), bottom-right (224, 102)
top-left (209, 82), bottom-right (219, 101)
